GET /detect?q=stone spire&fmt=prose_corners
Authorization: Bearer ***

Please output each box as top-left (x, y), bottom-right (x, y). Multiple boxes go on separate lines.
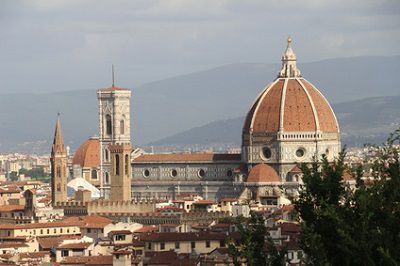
top-left (51, 114), bottom-right (65, 156)
top-left (278, 36), bottom-right (301, 78)
top-left (50, 114), bottom-right (68, 205)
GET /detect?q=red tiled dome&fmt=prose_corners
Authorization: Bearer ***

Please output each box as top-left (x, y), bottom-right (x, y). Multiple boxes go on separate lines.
top-left (72, 138), bottom-right (100, 168)
top-left (243, 78), bottom-right (338, 134)
top-left (247, 164), bottom-right (280, 183)
top-left (243, 38), bottom-right (339, 135)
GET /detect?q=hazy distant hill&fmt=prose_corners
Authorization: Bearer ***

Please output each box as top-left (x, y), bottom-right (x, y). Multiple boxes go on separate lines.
top-left (148, 96), bottom-right (400, 148)
top-left (0, 55), bottom-right (399, 153)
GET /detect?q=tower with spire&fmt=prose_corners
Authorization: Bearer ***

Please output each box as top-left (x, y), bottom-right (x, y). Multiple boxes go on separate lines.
top-left (97, 69), bottom-right (132, 200)
top-left (50, 115), bottom-right (68, 205)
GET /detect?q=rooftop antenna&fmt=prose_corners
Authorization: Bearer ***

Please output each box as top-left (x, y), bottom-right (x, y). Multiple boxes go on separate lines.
top-left (112, 64), bottom-right (115, 87)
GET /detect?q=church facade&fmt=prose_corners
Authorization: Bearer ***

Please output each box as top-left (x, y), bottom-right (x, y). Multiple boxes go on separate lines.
top-left (71, 37), bottom-right (341, 202)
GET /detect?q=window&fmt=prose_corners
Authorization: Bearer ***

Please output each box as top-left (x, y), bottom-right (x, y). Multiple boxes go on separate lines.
top-left (262, 147), bottom-right (272, 159)
top-left (191, 242), bottom-right (196, 249)
top-left (220, 240), bottom-right (226, 247)
top-left (143, 169), bottom-right (150, 178)
top-left (227, 169), bottom-right (233, 177)
top-left (105, 172), bottom-right (109, 184)
top-left (198, 169), bottom-right (205, 178)
top-left (47, 229), bottom-right (50, 234)
top-left (56, 166), bottom-right (61, 178)
top-left (296, 148), bottom-right (305, 158)
top-left (288, 252), bottom-right (293, 260)
top-left (160, 242), bottom-right (165, 250)
top-left (60, 228), bottom-right (63, 233)
top-left (87, 229), bottom-right (91, 233)
top-left (115, 155), bottom-right (120, 176)
top-left (106, 114), bottom-right (112, 135)
top-left (40, 229), bottom-right (43, 234)
top-left (206, 241), bottom-right (210, 248)
top-left (105, 149), bottom-right (109, 161)
top-left (116, 235), bottom-right (126, 241)
top-left (54, 229), bottom-right (57, 233)
top-left (148, 243), bottom-right (152, 250)
top-left (171, 169), bottom-right (177, 177)
top-left (91, 170), bottom-right (97, 180)
top-left (120, 120), bottom-right (125, 135)
top-left (61, 250), bottom-right (69, 257)
top-left (175, 242), bottom-right (180, 249)
top-left (125, 154), bottom-right (129, 175)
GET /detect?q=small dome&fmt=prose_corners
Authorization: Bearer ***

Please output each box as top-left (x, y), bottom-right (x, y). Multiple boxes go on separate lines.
top-left (72, 138), bottom-right (100, 168)
top-left (247, 164), bottom-right (280, 183)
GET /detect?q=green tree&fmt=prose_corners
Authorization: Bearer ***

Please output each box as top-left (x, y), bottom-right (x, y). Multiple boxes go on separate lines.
top-left (295, 128), bottom-right (400, 265)
top-left (228, 212), bottom-right (288, 266)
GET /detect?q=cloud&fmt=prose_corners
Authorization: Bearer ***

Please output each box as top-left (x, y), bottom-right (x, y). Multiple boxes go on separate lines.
top-left (0, 0), bottom-right (399, 93)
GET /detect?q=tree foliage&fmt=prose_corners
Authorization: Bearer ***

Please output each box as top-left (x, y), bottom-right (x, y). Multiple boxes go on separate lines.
top-left (295, 129), bottom-right (400, 265)
top-left (228, 212), bottom-right (288, 266)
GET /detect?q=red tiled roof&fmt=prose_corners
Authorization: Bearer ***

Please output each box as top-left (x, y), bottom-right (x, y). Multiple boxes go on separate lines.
top-left (60, 255), bottom-right (113, 265)
top-left (289, 165), bottom-right (302, 173)
top-left (0, 242), bottom-right (28, 249)
top-left (140, 232), bottom-right (228, 242)
top-left (18, 251), bottom-right (49, 259)
top-left (109, 230), bottom-right (132, 235)
top-left (134, 225), bottom-right (157, 234)
top-left (193, 200), bottom-right (214, 205)
top-left (220, 198), bottom-right (238, 202)
top-left (64, 215), bottom-right (113, 229)
top-left (38, 235), bottom-right (82, 249)
top-left (58, 242), bottom-right (91, 249)
top-left (0, 221), bottom-right (80, 230)
top-left (247, 164), bottom-right (280, 183)
top-left (134, 153), bottom-right (241, 163)
top-left (0, 205), bottom-right (25, 212)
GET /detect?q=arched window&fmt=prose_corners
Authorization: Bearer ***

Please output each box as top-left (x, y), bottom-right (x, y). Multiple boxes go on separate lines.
top-left (56, 166), bottom-right (61, 178)
top-left (91, 170), bottom-right (97, 180)
top-left (106, 114), bottom-right (112, 135)
top-left (104, 149), bottom-right (109, 161)
top-left (115, 154), bottom-right (120, 176)
top-left (105, 172), bottom-right (109, 184)
top-left (125, 154), bottom-right (129, 175)
top-left (120, 120), bottom-right (125, 135)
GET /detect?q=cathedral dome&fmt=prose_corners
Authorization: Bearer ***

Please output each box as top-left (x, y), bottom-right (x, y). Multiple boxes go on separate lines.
top-left (72, 137), bottom-right (100, 168)
top-left (243, 37), bottom-right (339, 135)
top-left (247, 164), bottom-right (280, 183)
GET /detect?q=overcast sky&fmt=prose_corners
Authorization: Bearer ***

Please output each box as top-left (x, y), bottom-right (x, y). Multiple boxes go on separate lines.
top-left (0, 0), bottom-right (399, 94)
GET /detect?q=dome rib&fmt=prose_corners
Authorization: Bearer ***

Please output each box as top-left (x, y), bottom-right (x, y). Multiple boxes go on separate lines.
top-left (298, 79), bottom-right (320, 131)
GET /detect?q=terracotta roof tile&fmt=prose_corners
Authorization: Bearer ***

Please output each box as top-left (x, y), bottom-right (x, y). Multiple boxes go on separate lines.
top-left (0, 205), bottom-right (25, 212)
top-left (60, 255), bottom-right (112, 265)
top-left (140, 232), bottom-right (227, 242)
top-left (247, 164), bottom-right (280, 183)
top-left (72, 138), bottom-right (100, 168)
top-left (58, 242), bottom-right (91, 249)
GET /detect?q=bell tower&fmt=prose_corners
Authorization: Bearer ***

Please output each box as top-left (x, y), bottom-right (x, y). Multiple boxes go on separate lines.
top-left (97, 83), bottom-right (131, 198)
top-left (109, 143), bottom-right (132, 201)
top-left (51, 115), bottom-right (68, 205)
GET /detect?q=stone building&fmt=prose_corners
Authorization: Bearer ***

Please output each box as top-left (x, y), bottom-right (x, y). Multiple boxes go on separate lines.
top-left (97, 85), bottom-right (132, 198)
top-left (68, 37), bottom-right (340, 202)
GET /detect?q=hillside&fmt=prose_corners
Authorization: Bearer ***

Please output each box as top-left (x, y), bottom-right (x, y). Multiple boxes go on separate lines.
top-left (148, 96), bottom-right (400, 149)
top-left (0, 55), bottom-right (399, 153)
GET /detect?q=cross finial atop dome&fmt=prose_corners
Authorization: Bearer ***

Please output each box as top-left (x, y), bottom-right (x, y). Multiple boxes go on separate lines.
top-left (278, 36), bottom-right (301, 78)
